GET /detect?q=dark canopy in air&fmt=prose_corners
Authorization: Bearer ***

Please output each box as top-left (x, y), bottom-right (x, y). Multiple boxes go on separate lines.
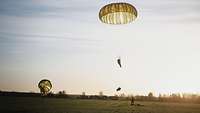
top-left (116, 87), bottom-right (121, 91)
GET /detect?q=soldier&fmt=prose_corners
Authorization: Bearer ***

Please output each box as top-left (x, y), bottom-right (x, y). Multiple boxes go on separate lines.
top-left (117, 58), bottom-right (122, 68)
top-left (131, 96), bottom-right (135, 106)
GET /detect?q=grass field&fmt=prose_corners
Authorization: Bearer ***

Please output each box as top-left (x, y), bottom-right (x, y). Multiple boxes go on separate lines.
top-left (0, 96), bottom-right (200, 113)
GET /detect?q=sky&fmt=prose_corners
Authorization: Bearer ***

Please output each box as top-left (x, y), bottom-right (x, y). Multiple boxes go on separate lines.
top-left (0, 0), bottom-right (200, 96)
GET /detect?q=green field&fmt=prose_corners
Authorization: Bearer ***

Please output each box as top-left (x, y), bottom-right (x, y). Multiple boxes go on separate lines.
top-left (1, 96), bottom-right (200, 113)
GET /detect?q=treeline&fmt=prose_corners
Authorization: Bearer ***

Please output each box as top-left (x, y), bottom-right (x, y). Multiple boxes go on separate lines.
top-left (0, 91), bottom-right (200, 104)
top-left (157, 93), bottom-right (200, 103)
top-left (129, 92), bottom-right (200, 104)
top-left (0, 91), bottom-right (117, 100)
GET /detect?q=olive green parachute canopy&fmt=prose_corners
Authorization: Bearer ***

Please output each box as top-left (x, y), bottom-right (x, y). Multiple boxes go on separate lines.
top-left (99, 2), bottom-right (137, 24)
top-left (38, 79), bottom-right (52, 95)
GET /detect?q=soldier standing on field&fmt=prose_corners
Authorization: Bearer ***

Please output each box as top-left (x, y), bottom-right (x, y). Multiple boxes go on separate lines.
top-left (131, 96), bottom-right (135, 106)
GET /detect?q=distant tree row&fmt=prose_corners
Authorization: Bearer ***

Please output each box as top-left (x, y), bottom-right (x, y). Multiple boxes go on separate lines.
top-left (1, 90), bottom-right (200, 104)
top-left (132, 92), bottom-right (200, 103)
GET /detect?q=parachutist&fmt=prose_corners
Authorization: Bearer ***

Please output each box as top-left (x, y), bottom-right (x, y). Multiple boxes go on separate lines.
top-left (131, 96), bottom-right (135, 106)
top-left (117, 58), bottom-right (122, 68)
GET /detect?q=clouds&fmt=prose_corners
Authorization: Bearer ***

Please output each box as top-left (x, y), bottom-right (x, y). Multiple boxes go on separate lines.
top-left (1, 0), bottom-right (200, 24)
top-left (139, 0), bottom-right (200, 14)
top-left (137, 0), bottom-right (200, 23)
top-left (0, 0), bottom-right (98, 18)
top-left (0, 0), bottom-right (50, 17)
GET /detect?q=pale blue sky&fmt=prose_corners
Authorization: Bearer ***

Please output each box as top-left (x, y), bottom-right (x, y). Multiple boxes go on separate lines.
top-left (0, 0), bottom-right (200, 96)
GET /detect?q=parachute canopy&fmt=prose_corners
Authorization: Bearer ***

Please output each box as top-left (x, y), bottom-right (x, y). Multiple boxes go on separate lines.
top-left (38, 79), bottom-right (52, 95)
top-left (99, 2), bottom-right (137, 24)
top-left (116, 87), bottom-right (121, 91)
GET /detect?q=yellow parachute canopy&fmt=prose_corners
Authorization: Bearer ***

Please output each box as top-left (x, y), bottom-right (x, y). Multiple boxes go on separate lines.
top-left (38, 79), bottom-right (52, 95)
top-left (99, 2), bottom-right (137, 24)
